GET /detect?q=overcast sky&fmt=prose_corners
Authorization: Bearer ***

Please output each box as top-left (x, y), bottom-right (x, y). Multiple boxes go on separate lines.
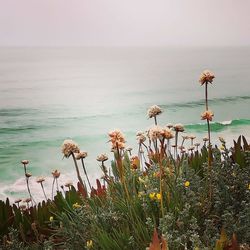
top-left (0, 0), bottom-right (250, 47)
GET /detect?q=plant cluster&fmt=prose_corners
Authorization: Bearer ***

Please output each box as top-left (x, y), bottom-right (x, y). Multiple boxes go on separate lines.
top-left (0, 70), bottom-right (250, 250)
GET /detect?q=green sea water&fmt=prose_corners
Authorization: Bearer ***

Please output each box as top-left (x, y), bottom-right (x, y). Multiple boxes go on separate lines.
top-left (0, 47), bottom-right (250, 201)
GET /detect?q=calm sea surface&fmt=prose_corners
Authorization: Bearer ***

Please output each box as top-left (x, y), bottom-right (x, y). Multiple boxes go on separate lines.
top-left (0, 47), bottom-right (250, 201)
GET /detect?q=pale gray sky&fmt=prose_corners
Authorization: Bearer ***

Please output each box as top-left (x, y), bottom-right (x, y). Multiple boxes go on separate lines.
top-left (0, 0), bottom-right (250, 47)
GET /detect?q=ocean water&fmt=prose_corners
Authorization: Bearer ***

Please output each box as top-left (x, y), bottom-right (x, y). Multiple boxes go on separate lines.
top-left (0, 47), bottom-right (250, 201)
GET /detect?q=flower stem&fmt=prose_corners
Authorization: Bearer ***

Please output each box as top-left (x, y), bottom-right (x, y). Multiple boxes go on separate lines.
top-left (51, 177), bottom-right (55, 200)
top-left (71, 153), bottom-right (84, 187)
top-left (23, 165), bottom-right (36, 206)
top-left (81, 158), bottom-right (92, 190)
top-left (41, 183), bottom-right (48, 201)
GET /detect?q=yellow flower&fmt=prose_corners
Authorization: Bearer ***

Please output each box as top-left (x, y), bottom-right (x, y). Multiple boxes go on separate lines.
top-left (138, 191), bottom-right (144, 198)
top-left (73, 202), bottom-right (81, 209)
top-left (184, 181), bottom-right (190, 187)
top-left (149, 193), bottom-right (156, 200)
top-left (220, 146), bottom-right (225, 151)
top-left (86, 240), bottom-right (93, 249)
top-left (156, 193), bottom-right (161, 201)
top-left (49, 216), bottom-right (54, 222)
top-left (248, 184), bottom-right (250, 190)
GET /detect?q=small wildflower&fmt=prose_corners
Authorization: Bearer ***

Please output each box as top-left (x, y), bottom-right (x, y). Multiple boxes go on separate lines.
top-left (136, 131), bottom-right (146, 143)
top-left (61, 139), bottom-right (80, 158)
top-left (49, 216), bottom-right (54, 222)
top-left (201, 110), bottom-right (214, 121)
top-left (73, 202), bottom-right (81, 209)
top-left (14, 198), bottom-right (22, 204)
top-left (166, 123), bottom-right (173, 128)
top-left (25, 172), bottom-right (32, 178)
top-left (108, 129), bottom-right (126, 149)
top-left (203, 136), bottom-right (209, 142)
top-left (248, 184), bottom-right (250, 190)
top-left (220, 146), bottom-right (225, 151)
top-left (75, 151), bottom-right (88, 160)
top-left (65, 181), bottom-right (73, 188)
top-left (36, 177), bottom-right (45, 184)
top-left (52, 169), bottom-right (60, 178)
top-left (138, 191), bottom-right (144, 198)
top-left (86, 240), bottom-right (93, 249)
top-left (219, 136), bottom-right (226, 144)
top-left (149, 193), bottom-right (156, 200)
top-left (148, 125), bottom-right (163, 141)
top-left (162, 127), bottom-right (174, 139)
top-left (21, 160), bottom-right (29, 165)
top-left (23, 198), bottom-right (32, 203)
top-left (156, 193), bottom-right (161, 201)
top-left (96, 153), bottom-right (108, 162)
top-left (147, 105), bottom-right (162, 118)
top-left (184, 181), bottom-right (190, 187)
top-left (173, 123), bottom-right (185, 132)
top-left (199, 70), bottom-right (215, 85)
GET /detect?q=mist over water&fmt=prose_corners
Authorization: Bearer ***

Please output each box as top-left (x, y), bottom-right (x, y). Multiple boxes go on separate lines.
top-left (0, 47), bottom-right (250, 201)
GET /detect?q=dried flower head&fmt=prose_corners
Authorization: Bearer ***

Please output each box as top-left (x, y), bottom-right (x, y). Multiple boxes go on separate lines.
top-left (52, 169), bottom-right (60, 178)
top-left (75, 151), bottom-right (88, 160)
top-left (136, 131), bottom-right (146, 144)
top-left (203, 136), bottom-right (209, 142)
top-left (108, 129), bottom-right (126, 149)
top-left (147, 105), bottom-right (162, 118)
top-left (25, 172), bottom-right (32, 178)
top-left (182, 135), bottom-right (189, 140)
top-left (166, 123), bottom-right (173, 129)
top-left (65, 181), bottom-right (73, 188)
top-left (189, 134), bottom-right (196, 140)
top-left (96, 153), bottom-right (108, 162)
top-left (23, 198), bottom-right (31, 203)
top-left (36, 177), bottom-right (45, 184)
top-left (14, 198), bottom-right (22, 204)
top-left (62, 139), bottom-right (80, 158)
top-left (199, 70), bottom-right (215, 85)
top-left (161, 128), bottom-right (174, 139)
top-left (173, 123), bottom-right (185, 132)
top-left (201, 110), bottom-right (214, 121)
top-left (21, 160), bottom-right (29, 165)
top-left (148, 126), bottom-right (163, 141)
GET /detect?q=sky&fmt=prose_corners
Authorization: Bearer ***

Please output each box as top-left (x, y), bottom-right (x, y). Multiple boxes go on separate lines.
top-left (0, 0), bottom-right (250, 47)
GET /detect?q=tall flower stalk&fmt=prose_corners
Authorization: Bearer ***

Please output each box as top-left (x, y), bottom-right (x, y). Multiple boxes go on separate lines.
top-left (51, 169), bottom-right (60, 199)
top-left (36, 177), bottom-right (48, 201)
top-left (21, 160), bottom-right (36, 206)
top-left (61, 139), bottom-right (84, 187)
top-left (199, 70), bottom-right (215, 167)
top-left (76, 151), bottom-right (92, 190)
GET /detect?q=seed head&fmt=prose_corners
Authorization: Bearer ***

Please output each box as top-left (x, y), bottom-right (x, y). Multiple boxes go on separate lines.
top-left (147, 105), bottom-right (162, 118)
top-left (61, 139), bottom-right (80, 158)
top-left (199, 70), bottom-right (215, 85)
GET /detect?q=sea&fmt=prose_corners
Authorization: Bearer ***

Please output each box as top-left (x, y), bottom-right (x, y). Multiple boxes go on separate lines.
top-left (0, 46), bottom-right (250, 202)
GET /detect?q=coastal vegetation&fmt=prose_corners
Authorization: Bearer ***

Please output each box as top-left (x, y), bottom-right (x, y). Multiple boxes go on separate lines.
top-left (0, 71), bottom-right (249, 249)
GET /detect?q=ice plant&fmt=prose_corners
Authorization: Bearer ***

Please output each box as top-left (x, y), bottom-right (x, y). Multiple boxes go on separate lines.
top-left (147, 105), bottom-right (162, 125)
top-left (36, 177), bottom-right (47, 201)
top-left (51, 169), bottom-right (60, 199)
top-left (76, 151), bottom-right (91, 190)
top-left (61, 139), bottom-right (84, 187)
top-left (21, 160), bottom-right (35, 206)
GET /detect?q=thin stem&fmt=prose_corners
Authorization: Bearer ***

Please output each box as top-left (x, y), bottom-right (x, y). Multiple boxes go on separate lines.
top-left (154, 115), bottom-right (157, 125)
top-left (56, 178), bottom-right (59, 192)
top-left (71, 153), bottom-right (84, 187)
top-left (24, 165), bottom-right (36, 206)
top-left (81, 158), bottom-right (92, 190)
top-left (51, 177), bottom-right (55, 200)
top-left (205, 83), bottom-right (208, 111)
top-left (41, 183), bottom-right (48, 201)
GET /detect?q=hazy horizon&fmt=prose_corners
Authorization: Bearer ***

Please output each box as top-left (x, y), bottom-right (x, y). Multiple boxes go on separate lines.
top-left (0, 0), bottom-right (250, 47)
